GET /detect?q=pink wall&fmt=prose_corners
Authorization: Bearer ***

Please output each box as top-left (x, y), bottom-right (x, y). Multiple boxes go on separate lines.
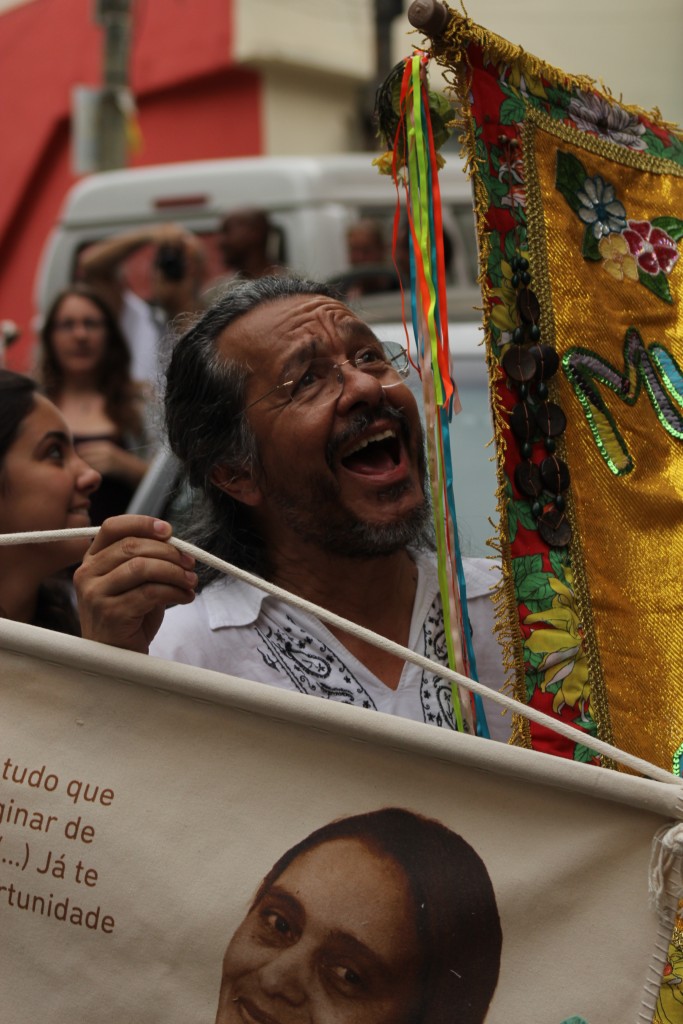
top-left (1, 0), bottom-right (263, 371)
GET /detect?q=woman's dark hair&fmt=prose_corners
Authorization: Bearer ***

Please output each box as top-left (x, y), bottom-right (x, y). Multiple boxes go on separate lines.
top-left (165, 275), bottom-right (335, 583)
top-left (40, 284), bottom-right (143, 437)
top-left (0, 369), bottom-right (37, 467)
top-left (0, 370), bottom-right (79, 634)
top-left (251, 807), bottom-right (502, 1024)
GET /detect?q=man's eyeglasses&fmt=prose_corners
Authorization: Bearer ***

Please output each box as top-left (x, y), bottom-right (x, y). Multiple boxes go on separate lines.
top-left (53, 318), bottom-right (106, 333)
top-left (242, 341), bottom-right (410, 414)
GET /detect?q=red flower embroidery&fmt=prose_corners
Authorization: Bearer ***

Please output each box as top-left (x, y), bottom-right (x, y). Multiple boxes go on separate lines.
top-left (623, 220), bottom-right (679, 276)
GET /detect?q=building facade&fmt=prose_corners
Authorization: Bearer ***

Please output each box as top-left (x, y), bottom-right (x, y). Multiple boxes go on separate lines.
top-left (1, 0), bottom-right (376, 369)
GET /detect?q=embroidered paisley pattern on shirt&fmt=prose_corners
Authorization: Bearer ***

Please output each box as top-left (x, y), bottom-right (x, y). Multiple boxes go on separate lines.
top-left (419, 599), bottom-right (455, 729)
top-left (255, 616), bottom-right (378, 709)
top-left (254, 600), bottom-right (454, 728)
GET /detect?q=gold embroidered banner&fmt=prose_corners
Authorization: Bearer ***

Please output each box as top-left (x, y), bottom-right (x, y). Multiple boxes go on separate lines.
top-left (525, 111), bottom-right (683, 771)
top-left (425, 8), bottom-right (683, 777)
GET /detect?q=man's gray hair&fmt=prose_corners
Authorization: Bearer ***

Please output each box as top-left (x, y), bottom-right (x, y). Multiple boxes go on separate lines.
top-left (165, 275), bottom-right (335, 581)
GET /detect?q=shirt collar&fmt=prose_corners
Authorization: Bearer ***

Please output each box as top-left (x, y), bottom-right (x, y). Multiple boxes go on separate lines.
top-left (200, 548), bottom-right (464, 626)
top-left (203, 574), bottom-right (271, 629)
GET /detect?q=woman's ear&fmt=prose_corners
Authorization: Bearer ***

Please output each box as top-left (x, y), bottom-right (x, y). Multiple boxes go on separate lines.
top-left (210, 464), bottom-right (263, 507)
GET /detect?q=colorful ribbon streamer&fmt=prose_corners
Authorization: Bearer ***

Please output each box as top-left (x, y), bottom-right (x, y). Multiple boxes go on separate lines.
top-left (390, 53), bottom-right (490, 737)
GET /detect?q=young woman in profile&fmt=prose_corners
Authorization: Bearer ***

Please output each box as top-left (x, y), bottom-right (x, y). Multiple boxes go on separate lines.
top-left (0, 370), bottom-right (100, 633)
top-left (39, 284), bottom-right (156, 525)
top-left (214, 806), bottom-right (502, 1024)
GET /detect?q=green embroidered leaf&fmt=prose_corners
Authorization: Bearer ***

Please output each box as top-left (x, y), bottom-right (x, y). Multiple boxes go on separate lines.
top-left (555, 150), bottom-right (588, 214)
top-left (549, 548), bottom-right (569, 583)
top-left (512, 553), bottom-right (543, 589)
top-left (665, 133), bottom-right (683, 166)
top-left (487, 231), bottom-right (503, 286)
top-left (475, 158), bottom-right (497, 192)
top-left (643, 131), bottom-right (668, 158)
top-left (651, 216), bottom-right (683, 242)
top-left (544, 86), bottom-right (571, 113)
top-left (499, 95), bottom-right (526, 125)
top-left (573, 743), bottom-right (598, 763)
top-left (638, 267), bottom-right (673, 304)
top-left (508, 508), bottom-right (518, 544)
top-left (517, 571), bottom-right (554, 610)
top-left (486, 176), bottom-right (511, 207)
top-left (578, 713), bottom-right (598, 736)
top-left (581, 226), bottom-right (601, 261)
top-left (513, 498), bottom-right (537, 531)
top-left (523, 648), bottom-right (545, 673)
top-left (529, 653), bottom-right (545, 674)
top-left (524, 668), bottom-right (543, 701)
top-left (643, 129), bottom-right (683, 165)
top-left (504, 230), bottom-right (518, 263)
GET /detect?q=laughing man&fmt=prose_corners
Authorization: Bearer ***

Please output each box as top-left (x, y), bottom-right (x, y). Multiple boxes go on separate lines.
top-left (75, 277), bottom-right (505, 735)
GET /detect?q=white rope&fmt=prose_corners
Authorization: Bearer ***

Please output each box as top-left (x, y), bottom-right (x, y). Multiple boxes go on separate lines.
top-left (1, 527), bottom-right (680, 786)
top-left (649, 822), bottom-right (683, 920)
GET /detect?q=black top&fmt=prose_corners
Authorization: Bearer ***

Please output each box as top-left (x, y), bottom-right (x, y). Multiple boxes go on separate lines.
top-left (74, 433), bottom-right (136, 525)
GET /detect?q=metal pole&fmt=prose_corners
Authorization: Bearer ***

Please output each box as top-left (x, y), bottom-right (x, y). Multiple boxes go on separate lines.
top-left (94, 0), bottom-right (133, 170)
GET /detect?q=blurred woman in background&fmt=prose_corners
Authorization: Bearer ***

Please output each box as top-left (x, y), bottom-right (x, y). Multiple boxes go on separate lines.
top-left (39, 284), bottom-right (157, 524)
top-left (0, 370), bottom-right (100, 632)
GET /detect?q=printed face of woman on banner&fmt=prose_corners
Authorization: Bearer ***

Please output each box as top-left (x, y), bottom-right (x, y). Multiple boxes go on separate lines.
top-left (216, 837), bottom-right (420, 1024)
top-left (214, 808), bottom-right (502, 1024)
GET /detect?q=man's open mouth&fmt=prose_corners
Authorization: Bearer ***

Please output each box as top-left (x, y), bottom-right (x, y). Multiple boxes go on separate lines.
top-left (340, 428), bottom-right (402, 475)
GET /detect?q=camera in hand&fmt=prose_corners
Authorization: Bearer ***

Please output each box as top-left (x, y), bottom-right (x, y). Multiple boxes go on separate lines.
top-left (155, 243), bottom-right (186, 281)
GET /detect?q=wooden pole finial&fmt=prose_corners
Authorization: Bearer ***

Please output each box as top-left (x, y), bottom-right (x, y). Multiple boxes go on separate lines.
top-left (407, 0), bottom-right (450, 37)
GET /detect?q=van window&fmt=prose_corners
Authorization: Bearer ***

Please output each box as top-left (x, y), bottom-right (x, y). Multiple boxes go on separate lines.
top-left (75, 222), bottom-right (290, 303)
top-left (344, 202), bottom-right (477, 287)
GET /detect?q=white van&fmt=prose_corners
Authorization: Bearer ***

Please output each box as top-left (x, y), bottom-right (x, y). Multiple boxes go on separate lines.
top-left (35, 153), bottom-right (480, 317)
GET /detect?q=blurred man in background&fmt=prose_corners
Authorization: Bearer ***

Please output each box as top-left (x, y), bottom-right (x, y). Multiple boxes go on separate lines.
top-left (336, 217), bottom-right (398, 298)
top-left (347, 218), bottom-right (386, 267)
top-left (202, 208), bottom-right (284, 303)
top-left (218, 208), bottom-right (282, 280)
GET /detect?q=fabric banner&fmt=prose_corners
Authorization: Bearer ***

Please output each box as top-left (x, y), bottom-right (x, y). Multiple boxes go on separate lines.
top-left (424, 9), bottom-right (683, 773)
top-left (1, 618), bottom-right (682, 1024)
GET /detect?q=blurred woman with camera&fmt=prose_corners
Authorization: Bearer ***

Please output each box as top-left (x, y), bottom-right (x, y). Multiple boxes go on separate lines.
top-left (78, 223), bottom-right (206, 384)
top-left (0, 369), bottom-right (100, 632)
top-left (39, 284), bottom-right (157, 525)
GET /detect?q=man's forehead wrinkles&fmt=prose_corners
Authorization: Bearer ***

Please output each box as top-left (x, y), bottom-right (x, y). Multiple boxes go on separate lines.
top-left (216, 298), bottom-right (377, 382)
top-left (280, 314), bottom-right (376, 349)
top-left (338, 316), bottom-right (376, 338)
top-left (280, 307), bottom-right (357, 333)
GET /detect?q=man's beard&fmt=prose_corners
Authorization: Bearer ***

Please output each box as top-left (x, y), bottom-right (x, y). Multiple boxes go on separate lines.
top-left (267, 407), bottom-right (433, 558)
top-left (273, 478), bottom-right (433, 557)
